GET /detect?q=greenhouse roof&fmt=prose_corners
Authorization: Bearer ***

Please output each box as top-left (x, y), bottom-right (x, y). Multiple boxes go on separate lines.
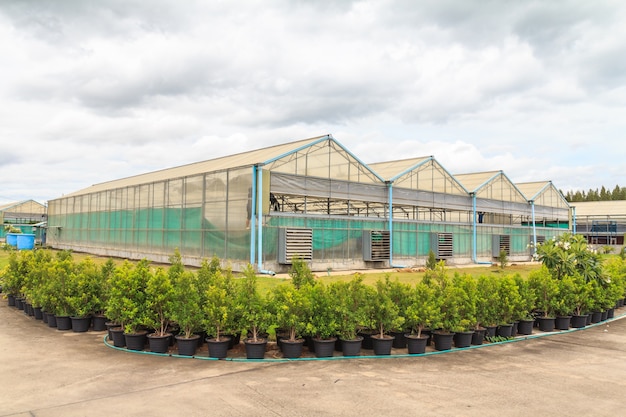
top-left (368, 156), bottom-right (469, 195)
top-left (368, 156), bottom-right (432, 180)
top-left (455, 171), bottom-right (527, 203)
top-left (62, 135), bottom-right (383, 198)
top-left (572, 200), bottom-right (626, 217)
top-left (0, 199), bottom-right (46, 213)
top-left (516, 181), bottom-right (570, 209)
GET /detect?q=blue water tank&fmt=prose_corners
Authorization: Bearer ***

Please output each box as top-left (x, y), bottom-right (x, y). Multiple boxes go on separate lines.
top-left (6, 233), bottom-right (18, 247)
top-left (16, 234), bottom-right (35, 250)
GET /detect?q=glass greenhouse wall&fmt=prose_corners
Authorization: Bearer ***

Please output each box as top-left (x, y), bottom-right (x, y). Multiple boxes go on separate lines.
top-left (46, 135), bottom-right (571, 272)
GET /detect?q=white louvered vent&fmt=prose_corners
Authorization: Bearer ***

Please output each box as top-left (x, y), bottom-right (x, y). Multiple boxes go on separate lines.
top-left (363, 230), bottom-right (390, 261)
top-left (493, 235), bottom-right (511, 257)
top-left (431, 233), bottom-right (453, 258)
top-left (278, 228), bottom-right (313, 264)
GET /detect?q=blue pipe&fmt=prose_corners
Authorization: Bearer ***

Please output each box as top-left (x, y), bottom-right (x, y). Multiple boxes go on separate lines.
top-left (531, 201), bottom-right (537, 256)
top-left (250, 166), bottom-right (257, 265)
top-left (572, 206), bottom-right (577, 234)
top-left (255, 167), bottom-right (275, 276)
top-left (387, 182), bottom-right (406, 268)
top-left (472, 193), bottom-right (492, 265)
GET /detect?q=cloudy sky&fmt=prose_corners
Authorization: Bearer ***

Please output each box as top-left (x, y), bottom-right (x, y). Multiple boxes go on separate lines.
top-left (2, 0), bottom-right (625, 205)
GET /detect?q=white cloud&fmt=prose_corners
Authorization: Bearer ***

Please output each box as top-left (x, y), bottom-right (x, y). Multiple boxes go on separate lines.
top-left (1, 0), bottom-right (626, 205)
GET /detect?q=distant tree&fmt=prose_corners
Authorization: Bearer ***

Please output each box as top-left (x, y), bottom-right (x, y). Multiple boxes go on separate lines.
top-left (563, 184), bottom-right (626, 202)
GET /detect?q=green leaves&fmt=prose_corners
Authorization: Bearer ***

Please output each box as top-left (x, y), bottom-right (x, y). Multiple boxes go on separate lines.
top-left (236, 264), bottom-right (271, 342)
top-left (329, 276), bottom-right (369, 340)
top-left (144, 267), bottom-right (174, 336)
top-left (269, 283), bottom-right (311, 342)
top-left (203, 270), bottom-right (236, 341)
top-left (405, 282), bottom-right (439, 337)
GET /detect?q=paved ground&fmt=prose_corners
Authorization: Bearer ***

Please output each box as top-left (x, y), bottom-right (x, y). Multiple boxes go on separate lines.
top-left (2, 300), bottom-right (626, 417)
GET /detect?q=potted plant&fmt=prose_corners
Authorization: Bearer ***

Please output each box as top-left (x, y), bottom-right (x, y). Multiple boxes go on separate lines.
top-left (1, 251), bottom-right (24, 306)
top-left (91, 259), bottom-right (115, 331)
top-left (329, 276), bottom-right (369, 356)
top-left (104, 261), bottom-right (133, 346)
top-left (236, 265), bottom-right (272, 359)
top-left (514, 275), bottom-right (537, 335)
top-left (404, 281), bottom-right (439, 354)
top-left (553, 275), bottom-right (577, 330)
top-left (475, 274), bottom-right (501, 340)
top-left (570, 275), bottom-right (592, 328)
top-left (450, 274), bottom-right (477, 348)
top-left (170, 270), bottom-right (204, 356)
top-left (495, 275), bottom-right (520, 337)
top-left (305, 281), bottom-right (339, 358)
top-left (118, 259), bottom-right (150, 350)
top-left (367, 279), bottom-right (405, 355)
top-left (66, 258), bottom-right (103, 333)
top-left (528, 266), bottom-right (559, 331)
top-left (385, 277), bottom-right (413, 349)
top-left (269, 283), bottom-right (310, 358)
top-left (48, 253), bottom-right (77, 331)
top-left (203, 270), bottom-right (236, 359)
top-left (144, 267), bottom-right (175, 353)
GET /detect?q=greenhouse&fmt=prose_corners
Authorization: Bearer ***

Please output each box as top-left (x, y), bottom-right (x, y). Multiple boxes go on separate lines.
top-left (1, 200), bottom-right (47, 241)
top-left (571, 201), bottom-right (626, 245)
top-left (46, 135), bottom-right (571, 273)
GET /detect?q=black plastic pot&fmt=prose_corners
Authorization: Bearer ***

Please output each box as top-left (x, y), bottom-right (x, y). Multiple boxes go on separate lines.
top-left (453, 331), bottom-right (473, 348)
top-left (433, 331), bottom-right (455, 351)
top-left (147, 333), bottom-right (172, 354)
top-left (244, 338), bottom-right (268, 359)
top-left (55, 316), bottom-right (72, 331)
top-left (405, 334), bottom-right (428, 354)
top-left (175, 334), bottom-right (200, 356)
top-left (358, 330), bottom-right (375, 350)
top-left (207, 337), bottom-right (231, 359)
top-left (496, 324), bottom-right (513, 337)
top-left (517, 319), bottom-right (534, 335)
top-left (280, 339), bottom-right (305, 359)
top-left (537, 317), bottom-right (555, 332)
top-left (555, 316), bottom-right (571, 330)
top-left (371, 335), bottom-right (395, 355)
top-left (390, 331), bottom-right (407, 349)
top-left (471, 328), bottom-right (486, 345)
top-left (92, 315), bottom-right (108, 331)
top-left (71, 316), bottom-right (91, 333)
top-left (570, 315), bottom-right (587, 328)
top-left (313, 338), bottom-right (337, 358)
top-left (590, 311), bottom-right (602, 323)
top-left (340, 336), bottom-right (363, 357)
top-left (125, 331), bottom-right (148, 351)
top-left (484, 325), bottom-right (497, 338)
top-left (46, 313), bottom-right (57, 328)
top-left (110, 327), bottom-right (126, 347)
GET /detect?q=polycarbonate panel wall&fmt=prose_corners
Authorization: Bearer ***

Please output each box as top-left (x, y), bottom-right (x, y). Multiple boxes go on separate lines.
top-left (47, 167), bottom-right (254, 264)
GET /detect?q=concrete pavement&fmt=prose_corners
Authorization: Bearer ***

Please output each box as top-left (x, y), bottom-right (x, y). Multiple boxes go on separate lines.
top-left (2, 300), bottom-right (626, 417)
